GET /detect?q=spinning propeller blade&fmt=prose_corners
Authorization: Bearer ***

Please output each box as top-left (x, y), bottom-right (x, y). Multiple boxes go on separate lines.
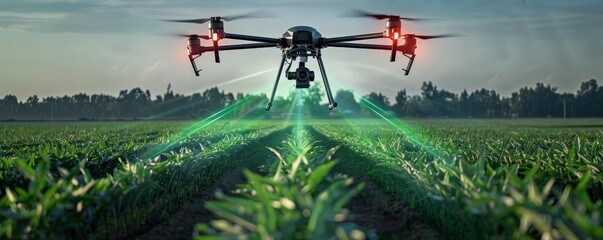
top-left (174, 33), bottom-right (210, 39)
top-left (342, 9), bottom-right (426, 21)
top-left (161, 18), bottom-right (212, 24)
top-left (221, 9), bottom-right (278, 21)
top-left (412, 33), bottom-right (464, 40)
top-left (157, 32), bottom-right (210, 39)
top-left (160, 10), bottom-right (278, 24)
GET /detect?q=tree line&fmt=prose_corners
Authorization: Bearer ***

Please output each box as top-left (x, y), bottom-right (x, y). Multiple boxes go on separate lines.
top-left (384, 79), bottom-right (601, 118)
top-left (0, 84), bottom-right (237, 120)
top-left (0, 79), bottom-right (601, 120)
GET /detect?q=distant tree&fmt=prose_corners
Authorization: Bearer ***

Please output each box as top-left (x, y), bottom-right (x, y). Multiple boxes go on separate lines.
top-left (468, 89), bottom-right (501, 117)
top-left (334, 90), bottom-right (360, 114)
top-left (533, 83), bottom-right (558, 117)
top-left (419, 81), bottom-right (457, 117)
top-left (459, 89), bottom-right (469, 116)
top-left (509, 82), bottom-right (568, 117)
top-left (164, 83), bottom-right (174, 101)
top-left (392, 89), bottom-right (407, 116)
top-left (517, 86), bottom-right (536, 117)
top-left (577, 79), bottom-right (600, 116)
top-left (301, 84), bottom-right (325, 117)
top-left (71, 93), bottom-right (89, 117)
top-left (236, 92), bottom-right (244, 100)
top-left (204, 87), bottom-right (224, 107)
top-left (557, 93), bottom-right (577, 118)
top-left (0, 95), bottom-right (19, 118)
top-left (24, 95), bottom-right (39, 118)
top-left (366, 92), bottom-right (390, 109)
top-left (26, 95), bottom-right (39, 106)
top-left (404, 95), bottom-right (423, 117)
top-left (224, 92), bottom-right (235, 106)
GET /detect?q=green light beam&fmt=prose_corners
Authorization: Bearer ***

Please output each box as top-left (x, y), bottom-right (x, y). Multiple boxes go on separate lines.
top-left (284, 88), bottom-right (300, 124)
top-left (352, 92), bottom-right (444, 159)
top-left (139, 96), bottom-right (255, 159)
top-left (327, 80), bottom-right (441, 158)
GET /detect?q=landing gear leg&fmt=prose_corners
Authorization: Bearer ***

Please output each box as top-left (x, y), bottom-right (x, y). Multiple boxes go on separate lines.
top-left (266, 54), bottom-right (287, 110)
top-left (402, 54), bottom-right (416, 76)
top-left (317, 51), bottom-right (337, 110)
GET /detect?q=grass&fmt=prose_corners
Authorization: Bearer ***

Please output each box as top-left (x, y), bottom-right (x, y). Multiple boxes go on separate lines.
top-left (0, 118), bottom-right (602, 239)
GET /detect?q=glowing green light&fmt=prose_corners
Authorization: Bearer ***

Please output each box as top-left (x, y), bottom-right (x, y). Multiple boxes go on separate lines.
top-left (140, 96), bottom-right (256, 159)
top-left (347, 91), bottom-right (444, 160)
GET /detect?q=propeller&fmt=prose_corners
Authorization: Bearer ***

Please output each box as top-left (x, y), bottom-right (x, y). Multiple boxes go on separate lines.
top-left (162, 32), bottom-right (210, 39)
top-left (160, 9), bottom-right (278, 24)
top-left (342, 9), bottom-right (426, 21)
top-left (411, 33), bottom-right (464, 40)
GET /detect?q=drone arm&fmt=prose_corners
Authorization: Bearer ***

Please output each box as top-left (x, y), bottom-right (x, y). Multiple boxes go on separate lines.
top-left (324, 32), bottom-right (385, 44)
top-left (187, 43), bottom-right (274, 76)
top-left (224, 33), bottom-right (281, 44)
top-left (327, 42), bottom-right (395, 51)
top-left (329, 43), bottom-right (416, 75)
top-left (201, 43), bottom-right (277, 51)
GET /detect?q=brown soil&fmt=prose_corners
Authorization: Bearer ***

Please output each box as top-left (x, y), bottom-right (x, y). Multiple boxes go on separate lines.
top-left (137, 167), bottom-right (247, 240)
top-left (348, 180), bottom-right (441, 239)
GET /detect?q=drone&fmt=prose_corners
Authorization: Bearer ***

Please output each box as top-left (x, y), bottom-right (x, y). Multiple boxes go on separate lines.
top-left (162, 10), bottom-right (458, 110)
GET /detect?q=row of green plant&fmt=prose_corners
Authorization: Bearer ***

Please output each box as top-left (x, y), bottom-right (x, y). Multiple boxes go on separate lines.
top-left (195, 127), bottom-right (371, 240)
top-left (0, 121), bottom-right (270, 192)
top-left (314, 122), bottom-right (603, 239)
top-left (0, 122), bottom-right (285, 239)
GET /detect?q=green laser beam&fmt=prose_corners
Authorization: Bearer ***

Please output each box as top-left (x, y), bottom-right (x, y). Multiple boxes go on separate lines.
top-left (351, 93), bottom-right (444, 159)
top-left (139, 96), bottom-right (255, 159)
top-left (327, 80), bottom-right (441, 158)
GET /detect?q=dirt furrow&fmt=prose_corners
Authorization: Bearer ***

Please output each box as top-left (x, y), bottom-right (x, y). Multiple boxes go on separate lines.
top-left (307, 126), bottom-right (441, 239)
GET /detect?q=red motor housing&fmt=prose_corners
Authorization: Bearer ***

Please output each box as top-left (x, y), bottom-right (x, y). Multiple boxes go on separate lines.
top-left (401, 35), bottom-right (417, 55)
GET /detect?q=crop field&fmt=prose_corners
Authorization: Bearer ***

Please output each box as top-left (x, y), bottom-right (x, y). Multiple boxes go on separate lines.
top-left (1, 115), bottom-right (602, 239)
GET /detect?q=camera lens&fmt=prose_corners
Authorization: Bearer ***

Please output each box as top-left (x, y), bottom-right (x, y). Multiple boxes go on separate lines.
top-left (296, 67), bottom-right (310, 82)
top-left (299, 71), bottom-right (308, 79)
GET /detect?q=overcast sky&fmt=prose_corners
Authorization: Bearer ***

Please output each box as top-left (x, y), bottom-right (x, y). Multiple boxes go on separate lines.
top-left (1, 0), bottom-right (602, 101)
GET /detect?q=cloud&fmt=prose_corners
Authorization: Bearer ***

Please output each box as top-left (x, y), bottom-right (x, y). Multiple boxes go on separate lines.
top-left (50, 10), bottom-right (128, 33)
top-left (0, 1), bottom-right (96, 13)
top-left (141, 60), bottom-right (161, 76)
top-left (0, 12), bottom-right (63, 32)
top-left (0, 1), bottom-right (164, 33)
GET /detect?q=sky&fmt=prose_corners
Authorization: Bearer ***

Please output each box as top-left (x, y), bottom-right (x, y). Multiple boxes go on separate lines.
top-left (0, 0), bottom-right (602, 102)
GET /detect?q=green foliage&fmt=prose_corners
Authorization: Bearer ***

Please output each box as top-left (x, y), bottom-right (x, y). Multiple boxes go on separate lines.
top-left (195, 127), bottom-right (368, 240)
top-left (315, 120), bottom-right (603, 239)
top-left (1, 119), bottom-right (602, 239)
top-left (0, 121), bottom-right (285, 238)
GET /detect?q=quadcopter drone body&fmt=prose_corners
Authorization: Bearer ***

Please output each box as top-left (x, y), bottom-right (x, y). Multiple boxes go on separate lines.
top-left (165, 11), bottom-right (456, 110)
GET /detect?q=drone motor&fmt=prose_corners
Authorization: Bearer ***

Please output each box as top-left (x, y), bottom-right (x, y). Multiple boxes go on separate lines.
top-left (385, 17), bottom-right (401, 40)
top-left (208, 17), bottom-right (224, 63)
top-left (401, 34), bottom-right (417, 55)
top-left (187, 36), bottom-right (202, 55)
